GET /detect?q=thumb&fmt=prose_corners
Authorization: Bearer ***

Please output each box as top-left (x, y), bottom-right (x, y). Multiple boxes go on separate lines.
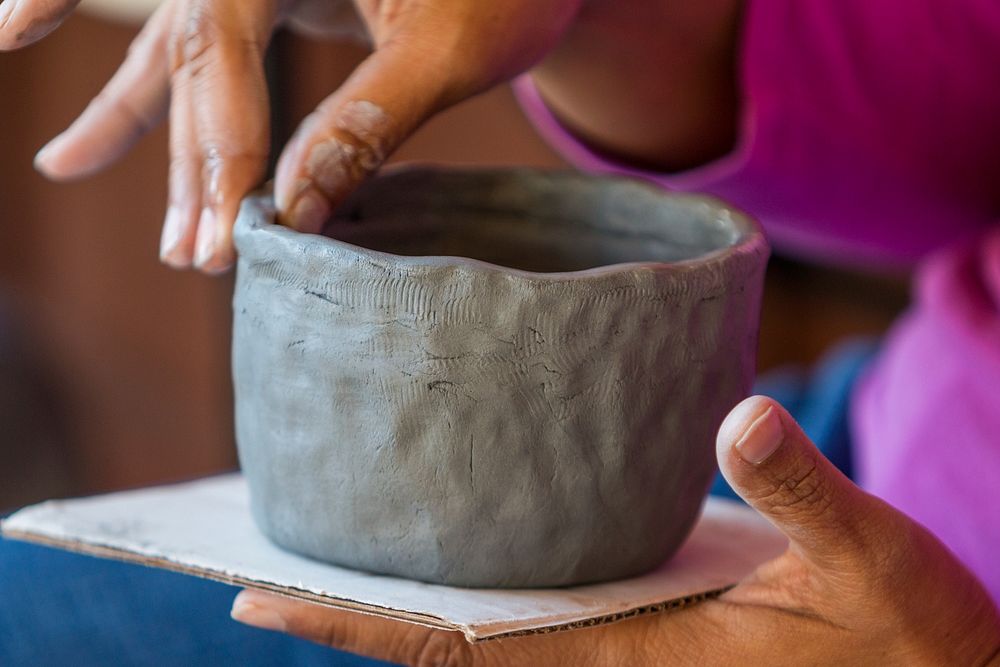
top-left (231, 589), bottom-right (475, 665)
top-left (273, 43), bottom-right (453, 233)
top-left (716, 395), bottom-right (875, 562)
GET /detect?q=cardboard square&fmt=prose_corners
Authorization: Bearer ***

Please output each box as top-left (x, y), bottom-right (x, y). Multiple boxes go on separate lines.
top-left (1, 474), bottom-right (786, 642)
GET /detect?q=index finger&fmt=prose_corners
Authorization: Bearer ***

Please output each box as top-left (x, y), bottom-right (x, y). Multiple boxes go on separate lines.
top-left (273, 42), bottom-right (453, 233)
top-left (0, 0), bottom-right (82, 50)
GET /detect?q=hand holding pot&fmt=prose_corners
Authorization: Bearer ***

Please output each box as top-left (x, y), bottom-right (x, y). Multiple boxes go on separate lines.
top-left (0, 0), bottom-right (582, 273)
top-left (231, 395), bottom-right (1000, 666)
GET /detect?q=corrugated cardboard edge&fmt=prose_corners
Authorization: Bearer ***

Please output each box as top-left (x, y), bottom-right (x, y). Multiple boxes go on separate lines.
top-left (1, 523), bottom-right (730, 643)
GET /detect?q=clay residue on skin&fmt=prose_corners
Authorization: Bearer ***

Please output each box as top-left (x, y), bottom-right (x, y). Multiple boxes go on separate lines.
top-left (304, 100), bottom-right (394, 204)
top-left (304, 139), bottom-right (357, 204)
top-left (334, 100), bottom-right (393, 166)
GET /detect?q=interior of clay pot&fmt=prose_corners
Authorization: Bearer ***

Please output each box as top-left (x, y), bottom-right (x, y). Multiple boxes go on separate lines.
top-left (323, 171), bottom-right (745, 273)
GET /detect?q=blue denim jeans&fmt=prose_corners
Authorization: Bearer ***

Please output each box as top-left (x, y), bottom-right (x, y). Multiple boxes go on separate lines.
top-left (0, 341), bottom-right (876, 666)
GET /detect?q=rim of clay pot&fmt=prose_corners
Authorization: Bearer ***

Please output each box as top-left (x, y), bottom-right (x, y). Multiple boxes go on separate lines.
top-left (234, 167), bottom-right (768, 285)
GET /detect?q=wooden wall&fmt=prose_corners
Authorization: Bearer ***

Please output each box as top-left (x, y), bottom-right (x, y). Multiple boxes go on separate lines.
top-left (1, 14), bottom-right (234, 506)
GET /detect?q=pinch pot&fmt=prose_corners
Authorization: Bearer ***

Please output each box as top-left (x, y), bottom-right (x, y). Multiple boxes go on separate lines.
top-left (232, 168), bottom-right (769, 588)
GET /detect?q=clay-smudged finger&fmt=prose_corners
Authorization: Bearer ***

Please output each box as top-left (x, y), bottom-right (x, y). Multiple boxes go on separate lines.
top-left (0, 0), bottom-right (82, 50)
top-left (34, 0), bottom-right (173, 180)
top-left (274, 44), bottom-right (453, 233)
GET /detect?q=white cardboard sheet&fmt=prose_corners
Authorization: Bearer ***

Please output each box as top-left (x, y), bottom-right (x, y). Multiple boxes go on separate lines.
top-left (1, 474), bottom-right (786, 641)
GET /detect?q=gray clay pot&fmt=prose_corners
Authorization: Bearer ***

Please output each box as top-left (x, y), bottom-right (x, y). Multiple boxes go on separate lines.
top-left (232, 168), bottom-right (769, 588)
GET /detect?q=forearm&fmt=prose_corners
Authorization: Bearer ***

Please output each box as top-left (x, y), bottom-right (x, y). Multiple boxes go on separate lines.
top-left (529, 0), bottom-right (743, 172)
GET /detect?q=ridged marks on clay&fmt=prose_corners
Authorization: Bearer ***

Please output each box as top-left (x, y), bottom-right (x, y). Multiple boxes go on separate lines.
top-left (305, 276), bottom-right (431, 319)
top-left (442, 293), bottom-right (480, 325)
top-left (513, 383), bottom-right (551, 419)
top-left (250, 259), bottom-right (292, 287)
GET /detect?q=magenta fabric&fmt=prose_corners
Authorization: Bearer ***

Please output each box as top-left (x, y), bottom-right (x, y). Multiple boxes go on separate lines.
top-left (515, 1), bottom-right (1000, 269)
top-left (514, 0), bottom-right (1000, 600)
top-left (854, 232), bottom-right (1000, 601)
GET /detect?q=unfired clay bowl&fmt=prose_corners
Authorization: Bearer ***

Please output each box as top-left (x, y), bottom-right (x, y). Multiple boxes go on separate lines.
top-left (232, 168), bottom-right (769, 588)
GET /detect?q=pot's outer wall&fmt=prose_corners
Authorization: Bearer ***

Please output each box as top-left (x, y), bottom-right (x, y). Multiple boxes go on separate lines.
top-left (232, 169), bottom-right (768, 588)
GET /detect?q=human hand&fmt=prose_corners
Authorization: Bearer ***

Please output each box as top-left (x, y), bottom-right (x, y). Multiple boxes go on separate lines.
top-left (230, 395), bottom-right (1000, 666)
top-left (0, 0), bottom-right (582, 273)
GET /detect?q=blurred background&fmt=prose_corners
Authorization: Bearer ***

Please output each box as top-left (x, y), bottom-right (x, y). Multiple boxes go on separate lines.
top-left (0, 7), bottom-right (910, 510)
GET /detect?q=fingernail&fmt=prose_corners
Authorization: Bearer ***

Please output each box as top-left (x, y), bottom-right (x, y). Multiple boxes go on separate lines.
top-left (34, 138), bottom-right (59, 172)
top-left (0, 1), bottom-right (18, 29)
top-left (733, 406), bottom-right (784, 464)
top-left (159, 206), bottom-right (184, 262)
top-left (231, 597), bottom-right (287, 632)
top-left (275, 175), bottom-right (308, 213)
top-left (194, 208), bottom-right (217, 268)
top-left (289, 189), bottom-right (330, 233)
